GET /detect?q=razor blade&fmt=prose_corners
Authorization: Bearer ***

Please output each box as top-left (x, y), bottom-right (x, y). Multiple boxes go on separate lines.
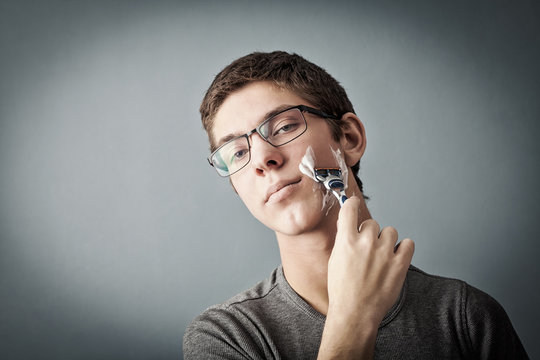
top-left (314, 168), bottom-right (348, 206)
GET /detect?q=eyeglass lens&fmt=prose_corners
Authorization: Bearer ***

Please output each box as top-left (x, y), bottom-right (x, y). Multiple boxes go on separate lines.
top-left (211, 108), bottom-right (307, 176)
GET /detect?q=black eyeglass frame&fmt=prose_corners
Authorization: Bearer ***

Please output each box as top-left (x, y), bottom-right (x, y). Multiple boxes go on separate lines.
top-left (207, 105), bottom-right (340, 177)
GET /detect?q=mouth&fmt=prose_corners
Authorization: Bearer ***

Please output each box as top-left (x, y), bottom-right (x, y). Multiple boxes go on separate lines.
top-left (265, 178), bottom-right (302, 204)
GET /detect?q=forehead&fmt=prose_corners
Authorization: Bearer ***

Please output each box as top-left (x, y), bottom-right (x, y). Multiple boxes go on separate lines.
top-left (211, 81), bottom-right (310, 146)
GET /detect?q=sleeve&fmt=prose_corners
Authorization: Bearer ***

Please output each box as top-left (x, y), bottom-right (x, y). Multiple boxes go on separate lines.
top-left (464, 284), bottom-right (529, 359)
top-left (183, 307), bottom-right (263, 360)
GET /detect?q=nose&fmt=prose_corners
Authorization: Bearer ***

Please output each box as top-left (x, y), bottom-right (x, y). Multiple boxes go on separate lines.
top-left (249, 133), bottom-right (284, 176)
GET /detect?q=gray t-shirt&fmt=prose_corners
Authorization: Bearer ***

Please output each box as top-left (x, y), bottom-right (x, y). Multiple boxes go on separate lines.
top-left (183, 265), bottom-right (527, 359)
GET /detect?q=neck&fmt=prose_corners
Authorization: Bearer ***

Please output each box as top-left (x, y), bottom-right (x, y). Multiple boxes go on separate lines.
top-left (276, 194), bottom-right (371, 315)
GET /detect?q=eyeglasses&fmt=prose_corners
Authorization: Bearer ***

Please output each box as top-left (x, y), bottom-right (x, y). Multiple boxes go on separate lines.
top-left (207, 105), bottom-right (339, 177)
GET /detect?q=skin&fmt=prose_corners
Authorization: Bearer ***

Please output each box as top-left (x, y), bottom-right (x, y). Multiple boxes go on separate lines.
top-left (212, 81), bottom-right (415, 359)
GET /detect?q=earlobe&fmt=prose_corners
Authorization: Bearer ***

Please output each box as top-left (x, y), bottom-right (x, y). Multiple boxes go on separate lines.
top-left (339, 112), bottom-right (367, 166)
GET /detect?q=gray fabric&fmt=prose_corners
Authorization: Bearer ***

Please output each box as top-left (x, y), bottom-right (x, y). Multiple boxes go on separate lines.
top-left (183, 265), bottom-right (528, 359)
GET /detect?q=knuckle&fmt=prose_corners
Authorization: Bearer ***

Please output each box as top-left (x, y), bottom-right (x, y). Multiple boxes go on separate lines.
top-left (357, 232), bottom-right (372, 245)
top-left (381, 226), bottom-right (398, 238)
top-left (396, 238), bottom-right (415, 258)
top-left (364, 218), bottom-right (378, 226)
top-left (402, 238), bottom-right (415, 251)
top-left (359, 218), bottom-right (380, 232)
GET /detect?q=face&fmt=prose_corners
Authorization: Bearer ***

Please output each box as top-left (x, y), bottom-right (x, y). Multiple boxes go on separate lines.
top-left (212, 81), bottom-right (344, 236)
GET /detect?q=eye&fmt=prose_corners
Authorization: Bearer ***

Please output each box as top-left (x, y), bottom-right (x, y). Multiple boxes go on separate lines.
top-left (276, 123), bottom-right (297, 135)
top-left (272, 121), bottom-right (301, 137)
top-left (233, 149), bottom-right (248, 159)
top-left (227, 147), bottom-right (249, 164)
top-left (262, 108), bottom-right (305, 142)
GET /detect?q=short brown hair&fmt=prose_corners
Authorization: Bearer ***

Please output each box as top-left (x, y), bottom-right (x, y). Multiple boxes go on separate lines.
top-left (200, 51), bottom-right (365, 194)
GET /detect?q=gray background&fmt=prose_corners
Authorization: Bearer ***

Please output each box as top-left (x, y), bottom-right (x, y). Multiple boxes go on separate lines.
top-left (1, 0), bottom-right (539, 359)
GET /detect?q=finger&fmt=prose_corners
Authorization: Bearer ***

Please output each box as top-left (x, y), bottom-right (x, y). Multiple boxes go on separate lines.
top-left (358, 218), bottom-right (380, 240)
top-left (379, 226), bottom-right (399, 248)
top-left (336, 196), bottom-right (361, 235)
top-left (395, 238), bottom-right (415, 265)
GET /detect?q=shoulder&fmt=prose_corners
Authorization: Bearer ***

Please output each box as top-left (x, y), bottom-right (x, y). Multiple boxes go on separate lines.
top-left (186, 266), bottom-right (280, 328)
top-left (183, 268), bottom-right (281, 359)
top-left (406, 264), bottom-right (466, 292)
top-left (405, 265), bottom-right (505, 311)
top-left (403, 264), bottom-right (470, 312)
top-left (404, 265), bottom-right (503, 318)
top-left (404, 265), bottom-right (528, 359)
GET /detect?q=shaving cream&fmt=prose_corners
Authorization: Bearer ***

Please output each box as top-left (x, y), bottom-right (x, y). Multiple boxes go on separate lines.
top-left (299, 145), bottom-right (350, 213)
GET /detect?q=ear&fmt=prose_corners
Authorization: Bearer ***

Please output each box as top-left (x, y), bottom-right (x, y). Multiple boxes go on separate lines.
top-left (339, 112), bottom-right (367, 167)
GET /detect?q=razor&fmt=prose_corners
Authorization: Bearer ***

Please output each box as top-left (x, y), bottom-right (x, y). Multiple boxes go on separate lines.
top-left (314, 168), bottom-right (348, 206)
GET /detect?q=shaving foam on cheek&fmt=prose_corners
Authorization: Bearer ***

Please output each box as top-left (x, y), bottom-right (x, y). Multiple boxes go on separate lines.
top-left (321, 189), bottom-right (337, 214)
top-left (299, 146), bottom-right (317, 181)
top-left (299, 146), bottom-right (340, 213)
top-left (331, 147), bottom-right (348, 190)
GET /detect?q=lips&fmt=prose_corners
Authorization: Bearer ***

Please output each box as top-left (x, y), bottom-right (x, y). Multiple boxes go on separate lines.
top-left (265, 178), bottom-right (302, 203)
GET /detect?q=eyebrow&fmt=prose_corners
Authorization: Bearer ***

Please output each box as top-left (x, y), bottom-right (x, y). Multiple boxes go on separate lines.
top-left (214, 104), bottom-right (297, 149)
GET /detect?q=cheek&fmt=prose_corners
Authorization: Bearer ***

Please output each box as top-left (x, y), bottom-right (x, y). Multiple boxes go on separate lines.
top-left (294, 134), bottom-right (342, 169)
top-left (231, 177), bottom-right (270, 225)
top-left (309, 146), bottom-right (341, 169)
top-left (232, 177), bottom-right (255, 204)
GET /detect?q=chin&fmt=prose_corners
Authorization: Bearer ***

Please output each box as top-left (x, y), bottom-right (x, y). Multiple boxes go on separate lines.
top-left (266, 199), bottom-right (338, 236)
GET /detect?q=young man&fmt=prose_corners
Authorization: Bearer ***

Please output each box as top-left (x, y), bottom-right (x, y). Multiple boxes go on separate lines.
top-left (184, 51), bottom-right (527, 359)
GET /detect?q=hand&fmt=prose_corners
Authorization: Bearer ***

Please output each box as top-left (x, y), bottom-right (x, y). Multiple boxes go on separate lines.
top-left (328, 196), bottom-right (414, 323)
top-left (318, 196), bottom-right (414, 359)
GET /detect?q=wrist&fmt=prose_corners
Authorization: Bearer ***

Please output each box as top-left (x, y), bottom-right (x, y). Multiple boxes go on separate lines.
top-left (326, 303), bottom-right (381, 333)
top-left (318, 314), bottom-right (378, 360)
top-left (321, 308), bottom-right (379, 354)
